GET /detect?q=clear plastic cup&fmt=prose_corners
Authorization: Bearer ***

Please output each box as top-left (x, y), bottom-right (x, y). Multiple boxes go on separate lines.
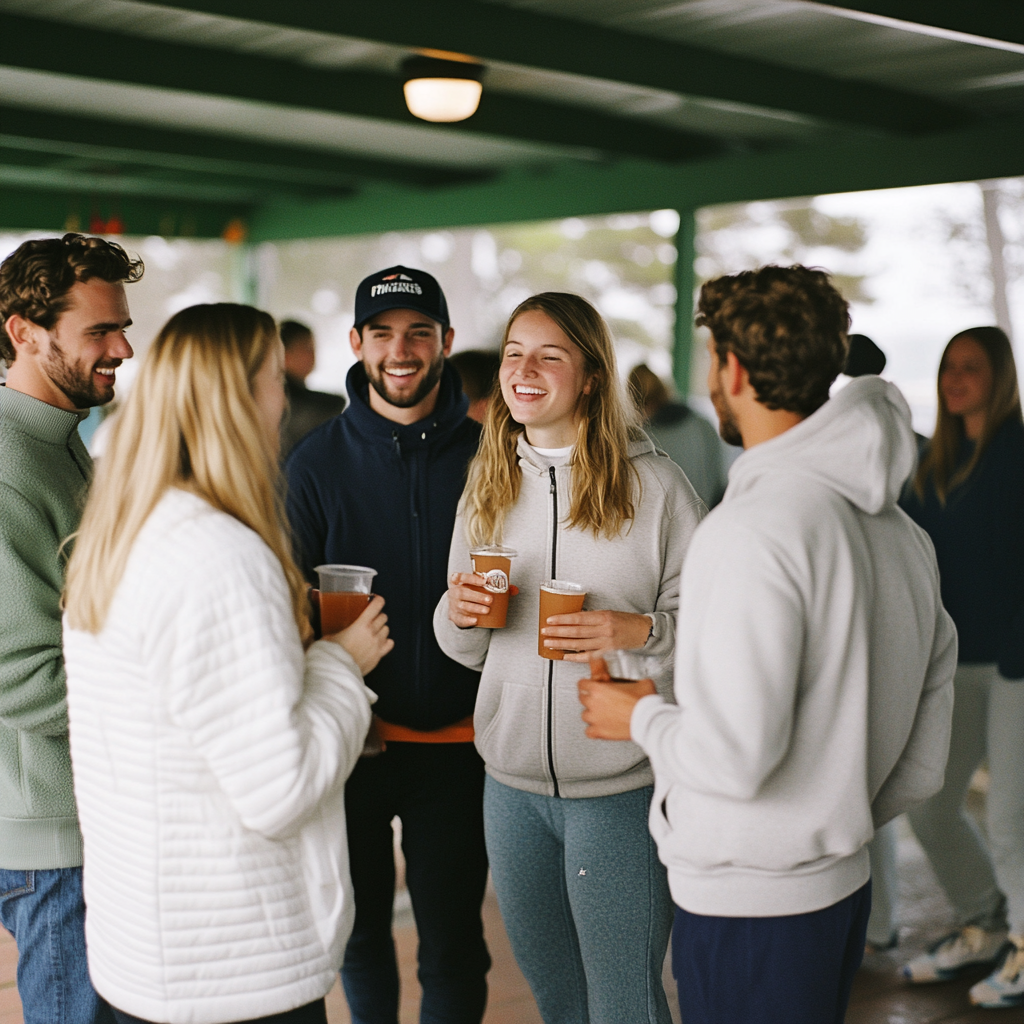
top-left (315, 564), bottom-right (377, 633)
top-left (538, 580), bottom-right (586, 660)
top-left (468, 545), bottom-right (517, 628)
top-left (591, 648), bottom-right (661, 682)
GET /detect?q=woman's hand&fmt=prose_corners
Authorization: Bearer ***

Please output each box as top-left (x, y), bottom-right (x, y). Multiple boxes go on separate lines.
top-left (325, 594), bottom-right (394, 676)
top-left (541, 610), bottom-right (651, 663)
top-left (447, 572), bottom-right (493, 628)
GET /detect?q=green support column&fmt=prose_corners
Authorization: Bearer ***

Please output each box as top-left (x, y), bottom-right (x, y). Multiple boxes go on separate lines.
top-left (673, 210), bottom-right (696, 399)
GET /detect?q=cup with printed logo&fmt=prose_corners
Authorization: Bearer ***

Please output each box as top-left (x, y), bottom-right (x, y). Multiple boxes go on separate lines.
top-left (315, 564), bottom-right (377, 634)
top-left (467, 546), bottom-right (517, 628)
top-left (538, 580), bottom-right (586, 659)
top-left (590, 648), bottom-right (661, 683)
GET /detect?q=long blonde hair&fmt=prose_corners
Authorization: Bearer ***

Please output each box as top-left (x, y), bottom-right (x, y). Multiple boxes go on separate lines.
top-left (65, 303), bottom-right (311, 642)
top-left (914, 326), bottom-right (1022, 503)
top-left (464, 292), bottom-right (642, 545)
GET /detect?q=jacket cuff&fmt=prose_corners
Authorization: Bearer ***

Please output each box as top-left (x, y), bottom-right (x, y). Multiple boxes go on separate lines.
top-left (630, 692), bottom-right (667, 747)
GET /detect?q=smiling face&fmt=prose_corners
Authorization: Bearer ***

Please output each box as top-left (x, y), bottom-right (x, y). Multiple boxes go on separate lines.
top-left (499, 309), bottom-right (592, 448)
top-left (940, 335), bottom-right (994, 422)
top-left (350, 306), bottom-right (454, 422)
top-left (24, 278), bottom-right (133, 410)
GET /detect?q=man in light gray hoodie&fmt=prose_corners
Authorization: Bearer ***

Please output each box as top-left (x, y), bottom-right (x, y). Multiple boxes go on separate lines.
top-left (579, 265), bottom-right (957, 1024)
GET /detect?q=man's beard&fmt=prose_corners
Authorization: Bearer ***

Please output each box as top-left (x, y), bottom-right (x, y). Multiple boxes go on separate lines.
top-left (709, 372), bottom-right (743, 447)
top-left (45, 337), bottom-right (116, 409)
top-left (365, 351), bottom-right (445, 410)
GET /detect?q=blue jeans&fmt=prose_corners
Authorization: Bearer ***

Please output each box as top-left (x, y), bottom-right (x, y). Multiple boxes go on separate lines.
top-left (484, 776), bottom-right (672, 1024)
top-left (672, 881), bottom-right (872, 1024)
top-left (0, 867), bottom-right (114, 1024)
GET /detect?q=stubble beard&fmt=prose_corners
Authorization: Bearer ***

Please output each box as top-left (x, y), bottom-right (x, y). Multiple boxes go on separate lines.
top-left (366, 351), bottom-right (445, 410)
top-left (45, 336), bottom-right (115, 409)
top-left (709, 372), bottom-right (743, 447)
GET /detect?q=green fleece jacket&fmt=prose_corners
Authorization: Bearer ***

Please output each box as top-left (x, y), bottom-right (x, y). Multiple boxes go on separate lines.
top-left (0, 384), bottom-right (91, 869)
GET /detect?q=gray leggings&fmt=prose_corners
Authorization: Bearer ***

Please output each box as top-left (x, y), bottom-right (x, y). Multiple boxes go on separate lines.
top-left (868, 663), bottom-right (1012, 941)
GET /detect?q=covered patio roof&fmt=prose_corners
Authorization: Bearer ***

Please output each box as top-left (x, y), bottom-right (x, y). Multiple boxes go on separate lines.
top-left (0, 0), bottom-right (1020, 238)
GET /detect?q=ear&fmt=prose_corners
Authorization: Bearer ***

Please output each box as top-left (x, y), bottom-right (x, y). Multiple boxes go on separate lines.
top-left (4, 314), bottom-right (48, 356)
top-left (582, 371), bottom-right (599, 396)
top-left (442, 326), bottom-right (455, 357)
top-left (349, 326), bottom-right (363, 359)
top-left (724, 350), bottom-right (747, 397)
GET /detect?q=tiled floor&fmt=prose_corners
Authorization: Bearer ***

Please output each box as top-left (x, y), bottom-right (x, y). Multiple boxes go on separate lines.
top-left (3, 818), bottom-right (1023, 1023)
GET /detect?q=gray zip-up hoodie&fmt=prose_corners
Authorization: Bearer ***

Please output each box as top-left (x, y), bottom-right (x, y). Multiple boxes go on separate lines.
top-left (434, 434), bottom-right (705, 798)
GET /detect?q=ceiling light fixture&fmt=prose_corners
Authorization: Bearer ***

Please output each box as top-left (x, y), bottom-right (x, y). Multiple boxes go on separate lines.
top-left (402, 53), bottom-right (485, 123)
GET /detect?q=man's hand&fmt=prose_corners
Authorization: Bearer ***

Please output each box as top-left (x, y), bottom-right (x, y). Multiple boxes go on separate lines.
top-left (578, 657), bottom-right (657, 740)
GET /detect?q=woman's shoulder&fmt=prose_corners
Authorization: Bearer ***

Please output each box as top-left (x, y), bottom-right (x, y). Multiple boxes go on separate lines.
top-left (136, 489), bottom-right (278, 588)
top-left (632, 446), bottom-right (704, 511)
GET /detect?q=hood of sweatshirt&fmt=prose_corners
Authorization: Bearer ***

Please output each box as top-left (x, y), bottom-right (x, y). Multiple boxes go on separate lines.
top-left (727, 376), bottom-right (916, 515)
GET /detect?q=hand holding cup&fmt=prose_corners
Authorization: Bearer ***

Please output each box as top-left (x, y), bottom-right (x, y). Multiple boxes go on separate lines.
top-left (578, 650), bottom-right (658, 741)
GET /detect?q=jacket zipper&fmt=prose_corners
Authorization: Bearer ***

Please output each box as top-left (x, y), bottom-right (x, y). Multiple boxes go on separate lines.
top-left (547, 465), bottom-right (559, 798)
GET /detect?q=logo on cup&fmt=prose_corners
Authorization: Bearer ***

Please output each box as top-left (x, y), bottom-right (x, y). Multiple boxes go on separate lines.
top-left (482, 569), bottom-right (509, 594)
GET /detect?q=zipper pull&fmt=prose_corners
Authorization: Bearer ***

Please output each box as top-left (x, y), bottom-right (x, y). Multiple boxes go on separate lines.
top-left (549, 465), bottom-right (556, 493)
top-left (391, 430), bottom-right (401, 456)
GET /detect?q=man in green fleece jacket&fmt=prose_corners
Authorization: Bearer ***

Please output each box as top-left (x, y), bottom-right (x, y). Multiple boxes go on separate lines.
top-left (0, 233), bottom-right (142, 1023)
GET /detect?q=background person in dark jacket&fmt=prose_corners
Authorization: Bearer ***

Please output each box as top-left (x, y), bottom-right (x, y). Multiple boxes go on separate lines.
top-left (899, 327), bottom-right (1024, 1008)
top-left (286, 266), bottom-right (489, 1024)
top-left (279, 319), bottom-right (346, 458)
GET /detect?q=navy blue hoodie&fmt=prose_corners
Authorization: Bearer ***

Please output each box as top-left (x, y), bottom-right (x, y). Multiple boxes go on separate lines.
top-left (286, 362), bottom-right (482, 730)
top-left (902, 417), bottom-right (1024, 677)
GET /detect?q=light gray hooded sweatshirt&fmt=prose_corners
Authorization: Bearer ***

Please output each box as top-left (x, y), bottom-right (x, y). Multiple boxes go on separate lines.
top-left (434, 434), bottom-right (705, 798)
top-left (631, 376), bottom-right (958, 917)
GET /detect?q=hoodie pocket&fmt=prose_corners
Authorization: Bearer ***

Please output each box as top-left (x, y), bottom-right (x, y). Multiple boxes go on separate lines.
top-left (475, 676), bottom-right (548, 784)
top-left (552, 672), bottom-right (650, 783)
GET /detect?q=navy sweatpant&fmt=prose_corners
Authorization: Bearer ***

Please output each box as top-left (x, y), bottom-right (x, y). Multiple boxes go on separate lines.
top-left (672, 881), bottom-right (871, 1024)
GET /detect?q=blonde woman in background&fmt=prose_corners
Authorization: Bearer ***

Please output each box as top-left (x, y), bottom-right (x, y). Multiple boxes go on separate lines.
top-left (898, 327), bottom-right (1024, 1010)
top-left (434, 293), bottom-right (705, 1023)
top-left (63, 304), bottom-right (391, 1024)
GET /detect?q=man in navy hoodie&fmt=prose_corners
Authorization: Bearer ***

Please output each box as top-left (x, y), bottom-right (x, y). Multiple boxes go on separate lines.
top-left (286, 267), bottom-right (488, 1024)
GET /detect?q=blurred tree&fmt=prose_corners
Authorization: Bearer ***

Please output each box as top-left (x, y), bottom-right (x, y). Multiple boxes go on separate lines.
top-left (696, 198), bottom-right (871, 303)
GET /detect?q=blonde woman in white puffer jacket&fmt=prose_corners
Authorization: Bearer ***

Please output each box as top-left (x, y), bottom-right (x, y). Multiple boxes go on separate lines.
top-left (63, 304), bottom-right (392, 1024)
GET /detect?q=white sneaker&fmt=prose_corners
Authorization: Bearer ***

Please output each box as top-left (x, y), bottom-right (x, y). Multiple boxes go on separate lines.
top-left (970, 937), bottom-right (1024, 1008)
top-left (903, 925), bottom-right (1009, 983)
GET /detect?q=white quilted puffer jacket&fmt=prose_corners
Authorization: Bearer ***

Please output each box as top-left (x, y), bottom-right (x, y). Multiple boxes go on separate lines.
top-left (64, 488), bottom-right (374, 1024)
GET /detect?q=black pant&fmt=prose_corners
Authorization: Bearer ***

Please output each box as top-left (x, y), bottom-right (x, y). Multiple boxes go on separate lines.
top-left (341, 741), bottom-right (490, 1024)
top-left (112, 998), bottom-right (327, 1024)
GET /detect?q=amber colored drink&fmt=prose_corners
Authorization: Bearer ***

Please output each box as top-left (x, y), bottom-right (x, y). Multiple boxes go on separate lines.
top-left (320, 591), bottom-right (371, 634)
top-left (469, 552), bottom-right (512, 628)
top-left (538, 583), bottom-right (586, 660)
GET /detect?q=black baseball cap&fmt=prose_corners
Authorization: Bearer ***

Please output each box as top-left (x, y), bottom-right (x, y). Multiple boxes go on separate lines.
top-left (354, 265), bottom-right (450, 333)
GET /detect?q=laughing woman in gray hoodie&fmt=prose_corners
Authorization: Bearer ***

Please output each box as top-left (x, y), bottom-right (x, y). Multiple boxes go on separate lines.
top-left (433, 293), bottom-right (705, 1024)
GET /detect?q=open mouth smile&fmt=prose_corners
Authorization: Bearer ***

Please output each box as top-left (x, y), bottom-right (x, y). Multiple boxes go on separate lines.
top-left (513, 384), bottom-right (546, 396)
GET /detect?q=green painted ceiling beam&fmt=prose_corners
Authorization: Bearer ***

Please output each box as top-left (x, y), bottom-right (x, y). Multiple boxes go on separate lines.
top-left (0, 14), bottom-right (721, 163)
top-left (0, 106), bottom-right (490, 190)
top-left (816, 1), bottom-right (1024, 47)
top-left (249, 114), bottom-right (1024, 242)
top-left (131, 0), bottom-right (971, 135)
top-left (0, 184), bottom-right (249, 237)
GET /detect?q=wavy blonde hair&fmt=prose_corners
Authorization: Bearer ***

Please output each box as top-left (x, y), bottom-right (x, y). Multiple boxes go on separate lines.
top-left (65, 303), bottom-right (311, 642)
top-left (464, 292), bottom-right (642, 545)
top-left (914, 326), bottom-right (1023, 503)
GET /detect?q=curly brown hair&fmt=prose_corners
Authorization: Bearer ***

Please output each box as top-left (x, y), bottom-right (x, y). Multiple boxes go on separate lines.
top-left (0, 233), bottom-right (144, 366)
top-left (696, 265), bottom-right (850, 416)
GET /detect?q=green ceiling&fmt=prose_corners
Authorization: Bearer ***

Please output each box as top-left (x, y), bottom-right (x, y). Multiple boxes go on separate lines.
top-left (0, 0), bottom-right (1020, 239)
